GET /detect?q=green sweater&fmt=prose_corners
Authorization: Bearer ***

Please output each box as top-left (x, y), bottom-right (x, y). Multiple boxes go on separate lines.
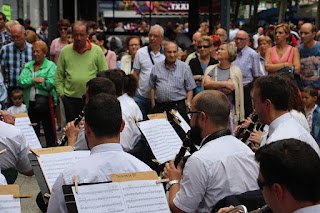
top-left (18, 58), bottom-right (57, 108)
top-left (55, 43), bottom-right (108, 98)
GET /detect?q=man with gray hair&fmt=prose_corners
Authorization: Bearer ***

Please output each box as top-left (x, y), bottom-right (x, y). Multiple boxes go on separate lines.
top-left (163, 90), bottom-right (259, 213)
top-left (149, 42), bottom-right (196, 121)
top-left (0, 24), bottom-right (33, 98)
top-left (133, 24), bottom-right (165, 119)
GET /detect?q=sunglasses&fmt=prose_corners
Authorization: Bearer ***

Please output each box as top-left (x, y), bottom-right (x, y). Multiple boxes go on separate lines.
top-left (59, 27), bottom-right (68, 31)
top-left (198, 45), bottom-right (211, 49)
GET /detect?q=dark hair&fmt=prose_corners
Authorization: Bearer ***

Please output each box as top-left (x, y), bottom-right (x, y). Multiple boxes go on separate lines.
top-left (303, 85), bottom-right (318, 98)
top-left (89, 32), bottom-right (108, 49)
top-left (24, 18), bottom-right (31, 25)
top-left (195, 90), bottom-right (230, 127)
top-left (87, 21), bottom-right (97, 30)
top-left (57, 19), bottom-right (71, 28)
top-left (86, 77), bottom-right (116, 99)
top-left (126, 36), bottom-right (143, 48)
top-left (85, 94), bottom-right (122, 138)
top-left (97, 69), bottom-right (137, 98)
top-left (278, 73), bottom-right (304, 113)
top-left (255, 139), bottom-right (320, 203)
top-left (11, 88), bottom-right (23, 97)
top-left (253, 75), bottom-right (290, 111)
top-left (0, 12), bottom-right (7, 21)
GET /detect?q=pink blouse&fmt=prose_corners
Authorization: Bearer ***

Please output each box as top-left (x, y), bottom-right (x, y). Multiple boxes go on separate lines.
top-left (50, 38), bottom-right (69, 64)
top-left (105, 50), bottom-right (117, 69)
top-left (270, 46), bottom-right (294, 64)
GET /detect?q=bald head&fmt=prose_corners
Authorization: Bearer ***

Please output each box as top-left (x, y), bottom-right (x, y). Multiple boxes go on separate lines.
top-left (192, 31), bottom-right (203, 46)
top-left (300, 23), bottom-right (316, 45)
top-left (235, 30), bottom-right (249, 50)
top-left (193, 90), bottom-right (230, 127)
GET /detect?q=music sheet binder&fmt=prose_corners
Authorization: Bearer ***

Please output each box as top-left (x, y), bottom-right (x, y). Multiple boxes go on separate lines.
top-left (0, 185), bottom-right (21, 213)
top-left (28, 147), bottom-right (89, 204)
top-left (62, 171), bottom-right (170, 213)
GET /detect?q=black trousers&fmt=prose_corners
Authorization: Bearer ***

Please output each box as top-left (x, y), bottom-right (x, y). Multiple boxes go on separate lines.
top-left (62, 96), bottom-right (85, 123)
top-left (153, 99), bottom-right (189, 124)
top-left (244, 85), bottom-right (253, 118)
top-left (29, 101), bottom-right (56, 147)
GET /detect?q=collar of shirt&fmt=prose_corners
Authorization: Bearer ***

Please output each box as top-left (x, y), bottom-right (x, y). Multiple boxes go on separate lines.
top-left (268, 112), bottom-right (291, 138)
top-left (73, 39), bottom-right (92, 54)
top-left (25, 58), bottom-right (49, 70)
top-left (164, 59), bottom-right (177, 71)
top-left (292, 204), bottom-right (320, 213)
top-left (90, 143), bottom-right (123, 155)
top-left (14, 41), bottom-right (28, 51)
top-left (305, 105), bottom-right (318, 116)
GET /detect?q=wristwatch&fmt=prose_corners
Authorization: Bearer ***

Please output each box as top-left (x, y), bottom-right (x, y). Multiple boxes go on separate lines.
top-left (166, 180), bottom-right (180, 191)
top-left (186, 102), bottom-right (192, 110)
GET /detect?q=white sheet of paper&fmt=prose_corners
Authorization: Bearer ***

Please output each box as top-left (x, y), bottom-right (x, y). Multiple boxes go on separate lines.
top-left (14, 117), bottom-right (42, 150)
top-left (139, 119), bottom-right (183, 164)
top-left (175, 111), bottom-right (190, 133)
top-left (38, 151), bottom-right (90, 191)
top-left (72, 180), bottom-right (169, 213)
top-left (0, 195), bottom-right (21, 213)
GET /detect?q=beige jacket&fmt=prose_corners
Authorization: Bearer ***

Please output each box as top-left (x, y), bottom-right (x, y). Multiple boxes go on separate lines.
top-left (202, 64), bottom-right (245, 126)
top-left (120, 55), bottom-right (133, 75)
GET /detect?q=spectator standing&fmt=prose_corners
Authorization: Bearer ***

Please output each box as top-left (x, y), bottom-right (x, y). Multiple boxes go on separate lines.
top-left (232, 30), bottom-right (263, 117)
top-left (185, 31), bottom-right (202, 64)
top-left (253, 27), bottom-right (264, 49)
top-left (215, 28), bottom-right (228, 42)
top-left (120, 36), bottom-right (142, 74)
top-left (133, 24), bottom-right (165, 119)
top-left (0, 12), bottom-right (11, 50)
top-left (55, 21), bottom-right (108, 122)
top-left (36, 20), bottom-right (48, 43)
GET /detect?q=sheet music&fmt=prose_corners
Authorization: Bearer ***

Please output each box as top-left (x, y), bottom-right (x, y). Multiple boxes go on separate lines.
top-left (72, 180), bottom-right (169, 213)
top-left (0, 195), bottom-right (21, 213)
top-left (14, 117), bottom-right (42, 150)
top-left (38, 151), bottom-right (90, 191)
top-left (175, 111), bottom-right (190, 133)
top-left (139, 119), bottom-right (183, 164)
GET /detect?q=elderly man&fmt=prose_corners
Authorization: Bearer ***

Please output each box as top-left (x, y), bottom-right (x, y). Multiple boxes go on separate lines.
top-left (185, 31), bottom-right (202, 64)
top-left (149, 42), bottom-right (196, 121)
top-left (47, 94), bottom-right (151, 213)
top-left (232, 30), bottom-right (263, 117)
top-left (298, 23), bottom-right (320, 104)
top-left (253, 27), bottom-right (264, 49)
top-left (215, 28), bottom-right (228, 42)
top-left (133, 24), bottom-right (165, 119)
top-left (252, 75), bottom-right (320, 155)
top-left (55, 21), bottom-right (108, 122)
top-left (163, 90), bottom-right (259, 213)
top-left (0, 24), bottom-right (32, 97)
top-left (256, 139), bottom-right (320, 213)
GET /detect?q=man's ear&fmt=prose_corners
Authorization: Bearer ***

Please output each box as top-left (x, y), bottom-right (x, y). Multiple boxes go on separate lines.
top-left (272, 183), bottom-right (285, 201)
top-left (119, 119), bottom-right (125, 133)
top-left (84, 122), bottom-right (91, 136)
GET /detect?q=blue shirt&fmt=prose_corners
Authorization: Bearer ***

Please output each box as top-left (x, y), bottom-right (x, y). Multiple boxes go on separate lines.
top-left (298, 42), bottom-right (320, 87)
top-left (0, 42), bottom-right (33, 87)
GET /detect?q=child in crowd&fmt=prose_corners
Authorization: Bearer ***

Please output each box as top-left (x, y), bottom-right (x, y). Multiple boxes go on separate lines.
top-left (7, 89), bottom-right (28, 114)
top-left (67, 28), bottom-right (73, 44)
top-left (302, 85), bottom-right (320, 145)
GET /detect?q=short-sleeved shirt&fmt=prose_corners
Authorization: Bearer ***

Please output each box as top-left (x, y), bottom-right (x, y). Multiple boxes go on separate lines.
top-left (298, 42), bottom-right (320, 87)
top-left (47, 143), bottom-right (152, 213)
top-left (173, 135), bottom-right (259, 213)
top-left (50, 38), bottom-right (69, 64)
top-left (0, 121), bottom-right (32, 173)
top-left (149, 59), bottom-right (196, 102)
top-left (232, 45), bottom-right (262, 86)
top-left (133, 46), bottom-right (165, 99)
top-left (7, 104), bottom-right (28, 114)
top-left (0, 42), bottom-right (33, 87)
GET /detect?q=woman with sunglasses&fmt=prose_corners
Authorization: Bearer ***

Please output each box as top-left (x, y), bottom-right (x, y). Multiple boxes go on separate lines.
top-left (50, 19), bottom-right (71, 64)
top-left (202, 43), bottom-right (244, 131)
top-left (189, 36), bottom-right (218, 95)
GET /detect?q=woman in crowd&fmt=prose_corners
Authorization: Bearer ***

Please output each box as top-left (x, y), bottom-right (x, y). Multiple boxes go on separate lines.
top-left (18, 41), bottom-right (57, 147)
top-left (257, 36), bottom-right (272, 59)
top-left (203, 43), bottom-right (244, 131)
top-left (209, 35), bottom-right (221, 60)
top-left (264, 23), bottom-right (300, 75)
top-left (50, 19), bottom-right (71, 64)
top-left (189, 36), bottom-right (219, 95)
top-left (120, 36), bottom-right (142, 74)
top-left (89, 32), bottom-right (117, 69)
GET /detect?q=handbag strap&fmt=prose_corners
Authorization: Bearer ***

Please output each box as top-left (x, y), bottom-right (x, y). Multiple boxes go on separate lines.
top-left (286, 46), bottom-right (293, 62)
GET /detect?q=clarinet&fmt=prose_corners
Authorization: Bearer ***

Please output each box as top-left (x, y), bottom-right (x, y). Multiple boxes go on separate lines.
top-left (241, 114), bottom-right (259, 142)
top-left (235, 113), bottom-right (256, 138)
top-left (57, 109), bottom-right (85, 146)
top-left (174, 130), bottom-right (198, 167)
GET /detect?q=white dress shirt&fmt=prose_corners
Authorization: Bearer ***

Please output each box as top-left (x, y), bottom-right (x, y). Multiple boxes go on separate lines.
top-left (173, 135), bottom-right (259, 213)
top-left (47, 143), bottom-right (152, 213)
top-left (260, 113), bottom-right (320, 156)
top-left (0, 121), bottom-right (32, 173)
top-left (289, 109), bottom-right (310, 132)
top-left (293, 204), bottom-right (320, 213)
top-left (133, 46), bottom-right (165, 98)
top-left (72, 94), bottom-right (143, 152)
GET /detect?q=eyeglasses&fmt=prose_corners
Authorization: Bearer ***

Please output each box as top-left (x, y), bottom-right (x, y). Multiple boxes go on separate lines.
top-left (198, 45), bottom-right (211, 49)
top-left (187, 111), bottom-right (202, 118)
top-left (235, 37), bottom-right (248, 41)
top-left (59, 27), bottom-right (68, 31)
top-left (257, 179), bottom-right (273, 190)
top-left (148, 34), bottom-right (160, 38)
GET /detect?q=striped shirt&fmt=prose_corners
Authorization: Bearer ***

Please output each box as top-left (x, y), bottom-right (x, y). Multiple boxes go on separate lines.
top-left (0, 42), bottom-right (33, 87)
top-left (232, 45), bottom-right (262, 86)
top-left (149, 59), bottom-right (196, 102)
top-left (0, 29), bottom-right (11, 50)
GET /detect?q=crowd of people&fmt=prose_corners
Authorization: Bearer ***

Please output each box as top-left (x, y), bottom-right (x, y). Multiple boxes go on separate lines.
top-left (0, 11), bottom-right (320, 213)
